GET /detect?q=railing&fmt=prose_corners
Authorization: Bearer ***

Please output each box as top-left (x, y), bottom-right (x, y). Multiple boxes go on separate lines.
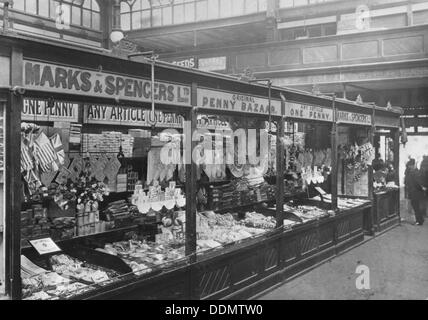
top-left (160, 24), bottom-right (428, 77)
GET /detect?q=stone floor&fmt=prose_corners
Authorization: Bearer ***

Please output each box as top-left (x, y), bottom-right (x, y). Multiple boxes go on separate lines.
top-left (258, 193), bottom-right (428, 300)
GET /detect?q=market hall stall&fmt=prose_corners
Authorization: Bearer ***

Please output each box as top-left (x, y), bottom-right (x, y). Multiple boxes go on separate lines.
top-left (278, 97), bottom-right (372, 269)
top-left (187, 90), bottom-right (374, 300)
top-left (2, 34), bottom-right (201, 300)
top-left (371, 108), bottom-right (402, 233)
top-left (333, 101), bottom-right (401, 236)
top-left (1, 34), bottom-right (404, 300)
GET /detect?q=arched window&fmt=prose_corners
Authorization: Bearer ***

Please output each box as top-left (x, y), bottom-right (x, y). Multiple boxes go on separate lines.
top-left (11, 0), bottom-right (101, 30)
top-left (120, 0), bottom-right (269, 30)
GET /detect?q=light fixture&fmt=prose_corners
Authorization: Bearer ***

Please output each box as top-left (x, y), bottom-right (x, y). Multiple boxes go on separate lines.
top-left (110, 0), bottom-right (124, 44)
top-left (110, 30), bottom-right (124, 44)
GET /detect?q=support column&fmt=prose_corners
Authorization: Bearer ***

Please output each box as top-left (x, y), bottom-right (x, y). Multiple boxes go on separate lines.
top-left (185, 83), bottom-right (197, 261)
top-left (367, 106), bottom-right (376, 235)
top-left (331, 95), bottom-right (338, 211)
top-left (6, 46), bottom-right (23, 299)
top-left (342, 83), bottom-right (347, 100)
top-left (266, 0), bottom-right (279, 42)
top-left (276, 116), bottom-right (285, 227)
top-left (101, 0), bottom-right (114, 49)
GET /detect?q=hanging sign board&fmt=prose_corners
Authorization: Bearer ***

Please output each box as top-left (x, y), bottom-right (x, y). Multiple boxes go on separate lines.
top-left (197, 88), bottom-right (281, 116)
top-left (23, 60), bottom-right (191, 107)
top-left (22, 98), bottom-right (79, 122)
top-left (164, 57), bottom-right (197, 69)
top-left (284, 101), bottom-right (333, 122)
top-left (197, 115), bottom-right (231, 130)
top-left (198, 56), bottom-right (227, 72)
top-left (83, 104), bottom-right (183, 128)
top-left (84, 105), bottom-right (232, 130)
top-left (337, 110), bottom-right (372, 126)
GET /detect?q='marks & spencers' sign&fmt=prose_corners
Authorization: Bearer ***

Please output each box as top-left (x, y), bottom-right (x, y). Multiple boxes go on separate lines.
top-left (23, 60), bottom-right (191, 107)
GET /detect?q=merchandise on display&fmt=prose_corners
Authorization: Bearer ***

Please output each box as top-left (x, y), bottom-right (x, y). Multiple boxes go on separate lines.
top-left (283, 203), bottom-right (331, 222)
top-left (196, 210), bottom-right (277, 251)
top-left (96, 240), bottom-right (186, 273)
top-left (21, 254), bottom-right (117, 300)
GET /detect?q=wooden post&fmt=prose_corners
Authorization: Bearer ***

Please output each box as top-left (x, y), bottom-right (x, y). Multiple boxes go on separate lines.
top-left (393, 128), bottom-right (400, 186)
top-left (393, 128), bottom-right (401, 221)
top-left (6, 46), bottom-right (23, 299)
top-left (331, 95), bottom-right (338, 211)
top-left (185, 83), bottom-right (197, 261)
top-left (276, 116), bottom-right (285, 227)
top-left (367, 105), bottom-right (376, 235)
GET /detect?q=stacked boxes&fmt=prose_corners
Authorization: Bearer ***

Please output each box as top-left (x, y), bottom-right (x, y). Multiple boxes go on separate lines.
top-left (21, 205), bottom-right (78, 245)
top-left (21, 205), bottom-right (51, 246)
top-left (82, 132), bottom-right (134, 157)
top-left (75, 203), bottom-right (111, 236)
top-left (116, 174), bottom-right (128, 193)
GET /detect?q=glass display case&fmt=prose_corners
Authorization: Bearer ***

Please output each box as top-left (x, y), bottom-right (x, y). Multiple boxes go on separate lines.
top-left (19, 100), bottom-right (189, 300)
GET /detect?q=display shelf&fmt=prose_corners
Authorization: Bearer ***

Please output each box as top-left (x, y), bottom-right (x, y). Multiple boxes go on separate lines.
top-left (214, 198), bottom-right (276, 213)
top-left (21, 224), bottom-right (141, 250)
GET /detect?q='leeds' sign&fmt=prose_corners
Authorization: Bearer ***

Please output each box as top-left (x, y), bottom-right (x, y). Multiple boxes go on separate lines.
top-left (23, 60), bottom-right (191, 107)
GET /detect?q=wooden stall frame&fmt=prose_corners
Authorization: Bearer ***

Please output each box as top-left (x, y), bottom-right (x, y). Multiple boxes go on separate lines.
top-left (0, 33), bottom-right (403, 300)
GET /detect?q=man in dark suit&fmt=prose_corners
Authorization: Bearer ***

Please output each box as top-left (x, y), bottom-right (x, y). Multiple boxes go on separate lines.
top-left (404, 159), bottom-right (427, 225)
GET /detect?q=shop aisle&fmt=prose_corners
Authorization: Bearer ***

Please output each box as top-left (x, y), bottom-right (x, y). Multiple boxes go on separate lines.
top-left (257, 216), bottom-right (428, 300)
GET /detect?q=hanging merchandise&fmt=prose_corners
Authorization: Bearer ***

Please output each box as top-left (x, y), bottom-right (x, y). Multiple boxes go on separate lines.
top-left (21, 142), bottom-right (34, 173)
top-left (147, 147), bottom-right (163, 185)
top-left (314, 149), bottom-right (324, 168)
top-left (227, 141), bottom-right (244, 179)
top-left (33, 132), bottom-right (58, 173)
top-left (26, 169), bottom-right (43, 195)
top-left (49, 134), bottom-right (65, 171)
top-left (323, 149), bottom-right (332, 168)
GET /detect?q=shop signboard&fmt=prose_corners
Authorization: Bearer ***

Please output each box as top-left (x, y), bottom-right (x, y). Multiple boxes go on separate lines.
top-left (23, 60), bottom-right (191, 107)
top-left (337, 110), bottom-right (372, 126)
top-left (22, 98), bottom-right (79, 122)
top-left (163, 56), bottom-right (227, 72)
top-left (84, 104), bottom-right (183, 128)
top-left (198, 56), bottom-right (227, 72)
top-left (197, 115), bottom-right (230, 130)
top-left (84, 105), bottom-right (231, 130)
top-left (164, 57), bottom-right (197, 69)
top-left (284, 101), bottom-right (333, 122)
top-left (197, 88), bottom-right (281, 116)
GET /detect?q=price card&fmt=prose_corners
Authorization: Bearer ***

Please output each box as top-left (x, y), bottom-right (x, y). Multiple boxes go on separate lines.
top-left (28, 237), bottom-right (62, 256)
top-left (315, 187), bottom-right (327, 195)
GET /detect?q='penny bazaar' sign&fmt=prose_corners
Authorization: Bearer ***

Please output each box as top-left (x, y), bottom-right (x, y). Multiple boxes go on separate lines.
top-left (197, 88), bottom-right (281, 116)
top-left (23, 60), bottom-right (191, 107)
top-left (284, 101), bottom-right (333, 122)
